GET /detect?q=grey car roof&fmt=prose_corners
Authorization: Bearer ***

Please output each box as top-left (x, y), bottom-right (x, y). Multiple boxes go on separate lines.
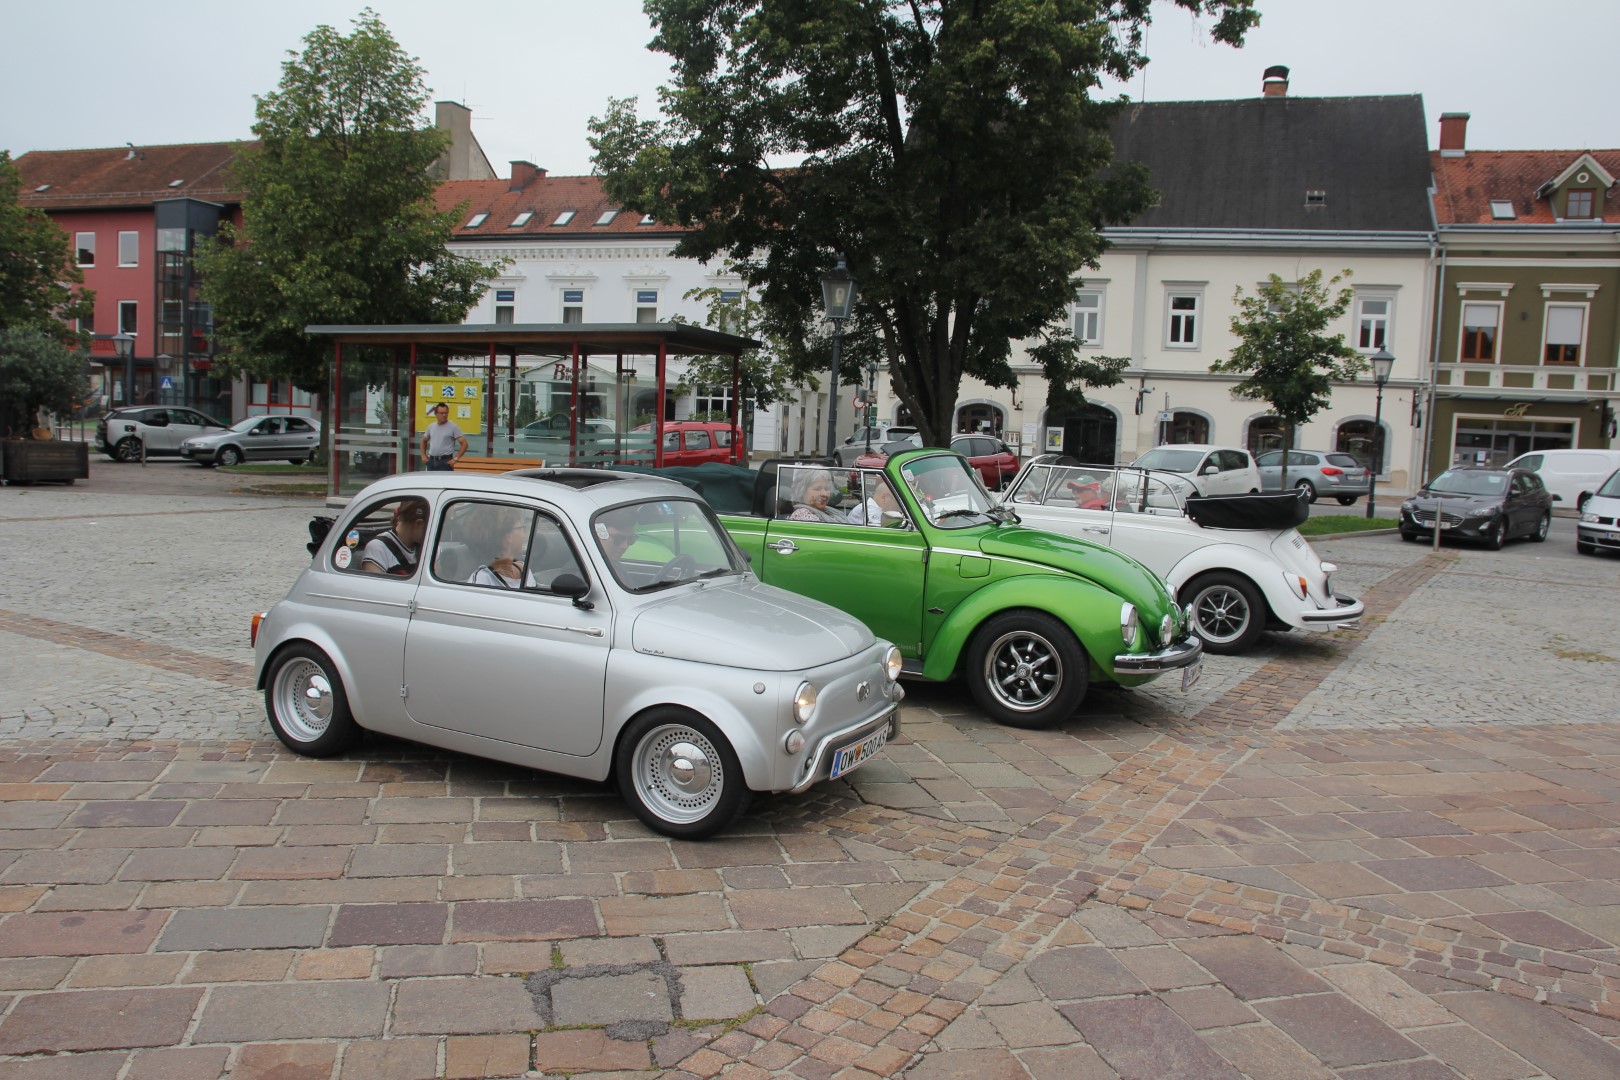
top-left (348, 468), bottom-right (702, 515)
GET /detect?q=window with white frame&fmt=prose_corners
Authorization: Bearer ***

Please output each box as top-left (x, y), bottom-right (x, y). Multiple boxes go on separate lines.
top-left (561, 289), bottom-right (584, 324)
top-left (118, 231), bottom-right (139, 267)
top-left (76, 232), bottom-right (95, 267)
top-left (1165, 290), bottom-right (1202, 348)
top-left (1355, 294), bottom-right (1392, 351)
top-left (118, 300), bottom-right (137, 335)
top-left (694, 385), bottom-right (733, 418)
top-left (1073, 291), bottom-right (1103, 345)
top-left (635, 289), bottom-right (658, 323)
top-left (1459, 302), bottom-right (1500, 362)
top-left (1543, 304), bottom-right (1586, 365)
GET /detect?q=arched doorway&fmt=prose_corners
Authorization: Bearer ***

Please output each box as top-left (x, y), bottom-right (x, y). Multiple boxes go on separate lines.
top-left (1246, 415), bottom-right (1287, 456)
top-left (1049, 403), bottom-right (1118, 464)
top-left (955, 401), bottom-right (1006, 437)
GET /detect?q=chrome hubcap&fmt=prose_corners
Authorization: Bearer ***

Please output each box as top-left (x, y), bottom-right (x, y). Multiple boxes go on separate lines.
top-left (635, 726), bottom-right (723, 824)
top-left (985, 631), bottom-right (1061, 712)
top-left (274, 658), bottom-right (332, 743)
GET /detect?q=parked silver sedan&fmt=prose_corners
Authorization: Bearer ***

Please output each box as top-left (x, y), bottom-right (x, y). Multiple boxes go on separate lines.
top-left (181, 415), bottom-right (321, 467)
top-left (1255, 449), bottom-right (1371, 505)
top-left (252, 470), bottom-right (904, 838)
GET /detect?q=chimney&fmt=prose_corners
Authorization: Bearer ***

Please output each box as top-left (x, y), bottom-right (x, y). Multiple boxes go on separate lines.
top-left (1438, 112), bottom-right (1469, 157)
top-left (509, 160), bottom-right (546, 192)
top-left (1262, 65), bottom-right (1290, 97)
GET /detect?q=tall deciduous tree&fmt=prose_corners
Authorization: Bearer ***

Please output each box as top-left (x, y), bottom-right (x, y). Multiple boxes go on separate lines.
top-left (590, 0), bottom-right (1256, 447)
top-left (1211, 269), bottom-right (1364, 483)
top-left (198, 9), bottom-right (497, 395)
top-left (0, 151), bottom-right (93, 340)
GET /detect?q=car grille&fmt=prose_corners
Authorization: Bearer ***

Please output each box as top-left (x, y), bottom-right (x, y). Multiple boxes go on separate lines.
top-left (1412, 510), bottom-right (1462, 527)
top-left (1590, 514), bottom-right (1616, 526)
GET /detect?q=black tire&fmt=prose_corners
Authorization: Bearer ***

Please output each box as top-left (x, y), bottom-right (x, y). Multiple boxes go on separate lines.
top-left (114, 437), bottom-right (141, 463)
top-left (1487, 516), bottom-right (1508, 550)
top-left (1183, 572), bottom-right (1268, 655)
top-left (216, 446), bottom-right (243, 467)
top-left (288, 457), bottom-right (309, 465)
top-left (1400, 529), bottom-right (1420, 543)
top-left (1531, 514), bottom-right (1551, 543)
top-left (615, 708), bottom-right (748, 839)
top-left (264, 644), bottom-right (360, 758)
top-left (1294, 479), bottom-right (1318, 503)
top-left (1335, 495), bottom-right (1358, 506)
top-left (965, 610), bottom-right (1089, 729)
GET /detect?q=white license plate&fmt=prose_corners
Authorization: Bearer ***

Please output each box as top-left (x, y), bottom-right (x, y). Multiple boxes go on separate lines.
top-left (1607, 532), bottom-right (1620, 541)
top-left (830, 723), bottom-right (889, 779)
top-left (1181, 659), bottom-right (1203, 692)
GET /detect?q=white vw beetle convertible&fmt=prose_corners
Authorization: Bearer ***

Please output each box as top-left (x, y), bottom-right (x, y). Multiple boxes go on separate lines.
top-left (253, 470), bottom-right (903, 838)
top-left (1001, 456), bottom-right (1364, 654)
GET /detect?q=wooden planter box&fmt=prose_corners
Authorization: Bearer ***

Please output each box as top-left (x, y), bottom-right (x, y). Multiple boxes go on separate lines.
top-left (1, 440), bottom-right (90, 485)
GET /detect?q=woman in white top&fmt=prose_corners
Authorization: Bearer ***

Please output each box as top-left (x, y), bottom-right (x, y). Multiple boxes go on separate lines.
top-left (467, 509), bottom-right (537, 589)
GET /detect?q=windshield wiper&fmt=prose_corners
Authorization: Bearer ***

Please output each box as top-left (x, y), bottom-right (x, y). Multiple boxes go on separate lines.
top-left (935, 508), bottom-right (985, 522)
top-left (987, 505), bottom-right (1020, 525)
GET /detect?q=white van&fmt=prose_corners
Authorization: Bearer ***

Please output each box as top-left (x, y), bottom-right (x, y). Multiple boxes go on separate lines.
top-left (1504, 449), bottom-right (1620, 508)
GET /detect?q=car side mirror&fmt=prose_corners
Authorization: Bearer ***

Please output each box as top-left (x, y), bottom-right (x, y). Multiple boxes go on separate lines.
top-left (552, 573), bottom-right (593, 609)
top-left (1551, 493), bottom-right (1563, 502)
top-left (1200, 464), bottom-right (1218, 476)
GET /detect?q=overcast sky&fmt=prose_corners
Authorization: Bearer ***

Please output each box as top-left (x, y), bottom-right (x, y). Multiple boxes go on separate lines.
top-left (5, 0), bottom-right (1616, 176)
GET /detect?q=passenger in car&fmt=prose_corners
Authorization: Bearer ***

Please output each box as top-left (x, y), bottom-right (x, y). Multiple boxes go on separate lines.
top-left (788, 469), bottom-right (849, 523)
top-left (467, 508), bottom-right (537, 589)
top-left (360, 499), bottom-right (428, 575)
top-left (849, 478), bottom-right (904, 526)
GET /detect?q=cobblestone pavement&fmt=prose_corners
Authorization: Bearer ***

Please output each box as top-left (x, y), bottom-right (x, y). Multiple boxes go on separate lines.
top-left (1, 465), bottom-right (1619, 1078)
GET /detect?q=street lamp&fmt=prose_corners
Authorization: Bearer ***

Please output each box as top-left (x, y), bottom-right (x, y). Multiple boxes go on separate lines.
top-left (819, 257), bottom-right (856, 457)
top-left (113, 332), bottom-right (135, 408)
top-left (864, 359), bottom-right (880, 452)
top-left (1365, 346), bottom-right (1394, 519)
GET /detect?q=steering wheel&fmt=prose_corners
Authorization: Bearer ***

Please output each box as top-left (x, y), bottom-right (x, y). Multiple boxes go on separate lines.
top-left (655, 553), bottom-right (699, 583)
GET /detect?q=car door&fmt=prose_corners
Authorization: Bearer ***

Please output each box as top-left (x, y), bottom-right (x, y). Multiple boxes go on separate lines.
top-left (401, 501), bottom-right (611, 756)
top-left (1506, 472), bottom-right (1535, 536)
top-left (1254, 451), bottom-right (1283, 491)
top-left (246, 417), bottom-right (282, 460)
top-left (1217, 450), bottom-right (1255, 495)
top-left (284, 418), bottom-right (320, 461)
top-left (168, 410), bottom-right (217, 450)
top-left (753, 468), bottom-right (928, 658)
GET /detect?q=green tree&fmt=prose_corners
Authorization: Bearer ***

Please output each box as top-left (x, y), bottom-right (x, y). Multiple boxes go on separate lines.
top-left (1211, 269), bottom-right (1364, 485)
top-left (673, 281), bottom-right (803, 412)
top-left (590, 0), bottom-right (1256, 447)
top-left (198, 9), bottom-right (498, 397)
top-left (0, 151), bottom-right (94, 341)
top-left (0, 329), bottom-right (88, 438)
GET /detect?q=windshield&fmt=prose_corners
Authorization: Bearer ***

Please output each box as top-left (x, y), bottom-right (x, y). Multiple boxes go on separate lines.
top-left (897, 452), bottom-right (996, 527)
top-left (1595, 469), bottom-right (1620, 498)
top-left (1427, 470), bottom-right (1509, 496)
top-left (228, 417), bottom-right (264, 433)
top-left (1006, 464), bottom-right (1186, 514)
top-left (592, 498), bottom-right (743, 593)
top-left (1132, 447), bottom-right (1203, 473)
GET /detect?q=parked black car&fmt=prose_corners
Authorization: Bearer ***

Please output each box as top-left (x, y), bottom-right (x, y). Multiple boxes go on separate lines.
top-left (1399, 467), bottom-right (1553, 549)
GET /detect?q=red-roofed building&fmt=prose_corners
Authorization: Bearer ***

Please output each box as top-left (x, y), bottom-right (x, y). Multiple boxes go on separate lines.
top-left (1428, 113), bottom-right (1619, 476)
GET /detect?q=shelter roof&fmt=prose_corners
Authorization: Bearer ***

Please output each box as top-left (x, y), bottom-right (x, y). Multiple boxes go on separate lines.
top-left (304, 321), bottom-right (760, 356)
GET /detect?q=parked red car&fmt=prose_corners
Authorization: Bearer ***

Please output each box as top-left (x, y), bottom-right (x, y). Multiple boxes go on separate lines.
top-left (635, 421), bottom-right (742, 466)
top-left (853, 433), bottom-right (1019, 490)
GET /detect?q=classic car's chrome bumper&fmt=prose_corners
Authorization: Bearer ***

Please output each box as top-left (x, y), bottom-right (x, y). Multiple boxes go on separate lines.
top-left (1112, 632), bottom-right (1204, 673)
top-left (1300, 593), bottom-right (1364, 629)
top-left (789, 690), bottom-right (904, 794)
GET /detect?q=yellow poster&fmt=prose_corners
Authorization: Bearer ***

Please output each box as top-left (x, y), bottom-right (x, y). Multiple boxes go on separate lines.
top-left (416, 376), bottom-right (483, 430)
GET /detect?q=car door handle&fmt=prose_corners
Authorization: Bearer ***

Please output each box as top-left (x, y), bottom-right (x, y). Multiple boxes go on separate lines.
top-left (769, 539), bottom-right (798, 554)
top-left (1081, 525), bottom-right (1109, 535)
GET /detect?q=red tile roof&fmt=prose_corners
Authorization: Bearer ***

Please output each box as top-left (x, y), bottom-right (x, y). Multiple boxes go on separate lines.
top-left (435, 174), bottom-right (689, 239)
top-left (15, 142), bottom-right (248, 210)
top-left (1430, 149), bottom-right (1620, 225)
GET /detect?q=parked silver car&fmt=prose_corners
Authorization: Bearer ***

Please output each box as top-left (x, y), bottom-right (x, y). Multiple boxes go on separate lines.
top-left (1255, 449), bottom-right (1371, 505)
top-left (96, 406), bottom-right (228, 462)
top-left (180, 415), bottom-right (321, 467)
top-left (252, 470), bottom-right (904, 838)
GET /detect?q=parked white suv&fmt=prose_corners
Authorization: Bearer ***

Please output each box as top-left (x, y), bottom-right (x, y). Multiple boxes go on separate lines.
top-left (95, 407), bottom-right (229, 463)
top-left (1128, 444), bottom-right (1262, 497)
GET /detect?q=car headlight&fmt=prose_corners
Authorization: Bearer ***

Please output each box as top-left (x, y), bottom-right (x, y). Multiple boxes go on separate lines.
top-left (1467, 506), bottom-right (1498, 518)
top-left (1120, 602), bottom-right (1138, 647)
top-left (883, 646), bottom-right (902, 682)
top-left (1582, 511), bottom-right (1599, 524)
top-left (1401, 500), bottom-right (1417, 512)
top-left (793, 681), bottom-right (818, 724)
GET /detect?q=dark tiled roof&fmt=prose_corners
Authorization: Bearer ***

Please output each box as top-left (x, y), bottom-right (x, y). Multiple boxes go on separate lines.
top-left (15, 142), bottom-right (248, 210)
top-left (1109, 96), bottom-right (1433, 232)
top-left (1431, 149), bottom-right (1620, 224)
top-left (436, 175), bottom-right (688, 239)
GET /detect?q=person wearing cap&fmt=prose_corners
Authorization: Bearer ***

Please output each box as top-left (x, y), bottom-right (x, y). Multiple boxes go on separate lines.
top-left (361, 498), bottom-right (428, 575)
top-left (421, 402), bottom-right (468, 470)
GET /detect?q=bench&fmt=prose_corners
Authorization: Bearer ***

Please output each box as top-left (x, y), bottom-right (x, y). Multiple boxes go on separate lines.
top-left (454, 454), bottom-right (544, 475)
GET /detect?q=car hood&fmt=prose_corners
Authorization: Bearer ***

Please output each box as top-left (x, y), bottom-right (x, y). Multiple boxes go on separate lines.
top-left (976, 527), bottom-right (1177, 617)
top-left (1408, 491), bottom-right (1503, 511)
top-left (632, 578), bottom-right (873, 670)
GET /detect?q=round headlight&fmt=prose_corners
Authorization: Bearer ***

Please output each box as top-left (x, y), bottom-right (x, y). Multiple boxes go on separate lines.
top-left (784, 730), bottom-right (805, 754)
top-left (1120, 602), bottom-right (1139, 647)
top-left (883, 645), bottom-right (903, 682)
top-left (1159, 613), bottom-right (1174, 645)
top-left (793, 681), bottom-right (818, 724)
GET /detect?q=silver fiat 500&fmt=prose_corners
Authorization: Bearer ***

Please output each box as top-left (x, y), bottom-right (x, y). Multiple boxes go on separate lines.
top-left (252, 470), bottom-right (903, 838)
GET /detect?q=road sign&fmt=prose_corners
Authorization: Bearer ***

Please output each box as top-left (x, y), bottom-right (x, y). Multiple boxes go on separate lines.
top-left (852, 396), bottom-right (864, 410)
top-left (159, 376), bottom-right (174, 390)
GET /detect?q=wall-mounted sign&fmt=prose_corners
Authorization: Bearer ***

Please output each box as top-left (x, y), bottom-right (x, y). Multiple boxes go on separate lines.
top-left (1045, 426), bottom-right (1064, 452)
top-left (636, 290), bottom-right (659, 304)
top-left (495, 289), bottom-right (515, 303)
top-left (562, 289), bottom-right (584, 304)
top-left (416, 376), bottom-right (483, 429)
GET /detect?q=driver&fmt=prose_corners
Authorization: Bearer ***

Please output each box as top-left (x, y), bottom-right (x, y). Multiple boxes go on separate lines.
top-left (598, 519), bottom-right (638, 565)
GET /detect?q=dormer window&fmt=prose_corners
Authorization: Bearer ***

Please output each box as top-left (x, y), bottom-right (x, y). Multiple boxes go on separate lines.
top-left (33, 184), bottom-right (49, 193)
top-left (168, 179), bottom-right (184, 188)
top-left (1489, 200), bottom-right (1516, 220)
top-left (639, 214), bottom-right (657, 225)
top-left (594, 210), bottom-right (619, 226)
top-left (465, 212), bottom-right (489, 228)
top-left (1566, 189), bottom-right (1595, 218)
top-left (552, 211), bottom-right (576, 226)
top-left (510, 211), bottom-right (533, 227)
top-left (1305, 190), bottom-right (1326, 206)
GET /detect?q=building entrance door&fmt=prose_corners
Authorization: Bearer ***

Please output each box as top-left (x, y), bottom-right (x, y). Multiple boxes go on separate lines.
top-left (1061, 405), bottom-right (1117, 464)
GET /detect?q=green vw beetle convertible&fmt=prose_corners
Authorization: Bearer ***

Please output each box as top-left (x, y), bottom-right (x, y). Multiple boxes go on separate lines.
top-left (659, 448), bottom-right (1204, 729)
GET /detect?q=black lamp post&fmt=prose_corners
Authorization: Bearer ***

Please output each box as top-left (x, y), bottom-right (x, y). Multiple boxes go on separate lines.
top-left (819, 257), bottom-right (856, 457)
top-left (864, 359), bottom-right (880, 452)
top-left (1365, 346), bottom-right (1394, 519)
top-left (113, 332), bottom-right (135, 408)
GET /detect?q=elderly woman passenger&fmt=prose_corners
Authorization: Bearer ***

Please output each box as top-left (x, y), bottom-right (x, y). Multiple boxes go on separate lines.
top-left (788, 468), bottom-right (849, 523)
